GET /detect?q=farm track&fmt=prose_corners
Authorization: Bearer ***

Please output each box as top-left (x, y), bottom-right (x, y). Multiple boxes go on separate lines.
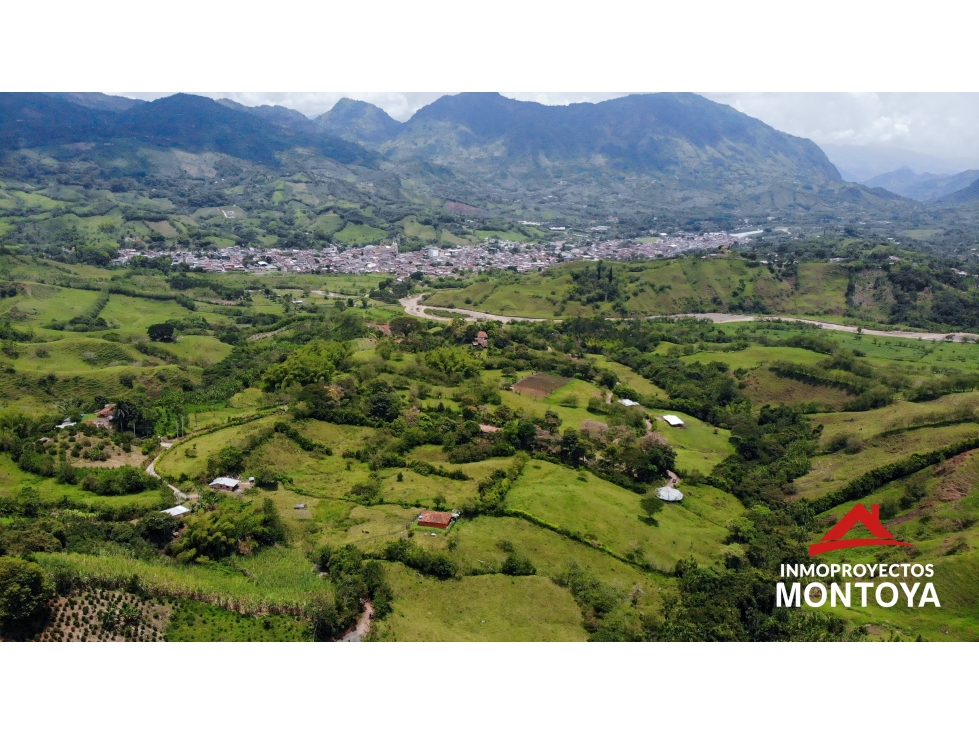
top-left (146, 449), bottom-right (187, 502)
top-left (400, 297), bottom-right (974, 342)
top-left (340, 601), bottom-right (374, 642)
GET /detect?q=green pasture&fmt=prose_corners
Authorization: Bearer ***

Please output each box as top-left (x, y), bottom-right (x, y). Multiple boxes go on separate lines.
top-left (679, 345), bottom-right (827, 371)
top-left (588, 355), bottom-right (669, 400)
top-left (813, 392), bottom-right (979, 445)
top-left (155, 414), bottom-right (283, 479)
top-left (740, 369), bottom-right (852, 410)
top-left (649, 410), bottom-right (734, 475)
top-left (506, 460), bottom-right (739, 571)
top-left (155, 335), bottom-right (234, 365)
top-left (0, 454), bottom-right (162, 509)
top-left (11, 337), bottom-right (142, 374)
top-left (100, 294), bottom-right (197, 335)
top-left (317, 503), bottom-right (420, 553)
top-left (333, 222), bottom-right (388, 245)
top-left (809, 455), bottom-right (979, 641)
top-left (373, 562), bottom-right (587, 641)
top-left (792, 422), bottom-right (979, 500)
top-left (0, 283), bottom-right (103, 331)
top-left (413, 515), bottom-right (668, 613)
top-left (400, 216), bottom-right (437, 241)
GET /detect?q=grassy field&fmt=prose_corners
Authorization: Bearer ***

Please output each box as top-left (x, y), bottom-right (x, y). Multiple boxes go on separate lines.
top-left (372, 562), bottom-right (588, 641)
top-left (588, 355), bottom-right (669, 400)
top-left (99, 294), bottom-right (198, 335)
top-left (648, 410), bottom-right (735, 475)
top-left (740, 369), bottom-right (852, 411)
top-left (155, 414), bottom-right (284, 480)
top-left (506, 460), bottom-right (741, 570)
top-left (0, 454), bottom-right (162, 508)
top-left (792, 423), bottom-right (979, 500)
top-left (806, 452), bottom-right (979, 640)
top-left (679, 345), bottom-right (827, 371)
top-left (165, 598), bottom-right (310, 641)
top-left (813, 392), bottom-right (979, 445)
top-left (333, 222), bottom-right (388, 245)
top-left (154, 335), bottom-right (234, 365)
top-left (423, 258), bottom-right (852, 319)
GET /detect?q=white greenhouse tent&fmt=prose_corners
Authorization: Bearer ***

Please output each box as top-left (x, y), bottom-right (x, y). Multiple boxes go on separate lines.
top-left (657, 486), bottom-right (684, 502)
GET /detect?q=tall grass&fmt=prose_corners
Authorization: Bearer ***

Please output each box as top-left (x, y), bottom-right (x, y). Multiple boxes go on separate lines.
top-left (35, 546), bottom-right (326, 615)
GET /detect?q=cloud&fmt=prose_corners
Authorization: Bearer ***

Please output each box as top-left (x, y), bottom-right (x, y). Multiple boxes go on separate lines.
top-left (702, 92), bottom-right (979, 163)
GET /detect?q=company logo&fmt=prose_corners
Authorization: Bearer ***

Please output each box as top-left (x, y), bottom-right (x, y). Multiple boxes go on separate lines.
top-left (809, 503), bottom-right (913, 557)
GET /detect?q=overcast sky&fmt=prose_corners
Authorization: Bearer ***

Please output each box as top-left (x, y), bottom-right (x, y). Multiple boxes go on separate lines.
top-left (119, 91), bottom-right (979, 178)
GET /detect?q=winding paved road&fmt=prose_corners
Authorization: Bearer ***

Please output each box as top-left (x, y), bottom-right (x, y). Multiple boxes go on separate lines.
top-left (399, 297), bottom-right (974, 342)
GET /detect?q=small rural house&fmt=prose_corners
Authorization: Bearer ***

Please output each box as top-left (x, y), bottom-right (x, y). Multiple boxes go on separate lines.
top-left (209, 477), bottom-right (240, 490)
top-left (657, 487), bottom-right (684, 502)
top-left (418, 511), bottom-right (456, 529)
top-left (472, 330), bottom-right (489, 348)
top-left (161, 505), bottom-right (191, 518)
top-left (662, 415), bottom-right (685, 428)
top-left (83, 403), bottom-right (117, 429)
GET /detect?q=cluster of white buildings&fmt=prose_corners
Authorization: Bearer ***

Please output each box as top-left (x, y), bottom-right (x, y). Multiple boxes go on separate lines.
top-left (110, 232), bottom-right (742, 278)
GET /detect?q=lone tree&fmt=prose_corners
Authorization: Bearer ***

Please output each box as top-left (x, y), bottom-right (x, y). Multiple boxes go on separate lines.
top-left (640, 493), bottom-right (665, 525)
top-left (147, 323), bottom-right (175, 342)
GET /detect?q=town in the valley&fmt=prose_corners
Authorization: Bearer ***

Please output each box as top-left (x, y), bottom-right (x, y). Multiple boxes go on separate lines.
top-left (109, 232), bottom-right (745, 277)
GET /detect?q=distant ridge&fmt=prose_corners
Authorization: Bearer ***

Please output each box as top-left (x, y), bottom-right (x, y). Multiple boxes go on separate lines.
top-left (315, 98), bottom-right (403, 144)
top-left (864, 166), bottom-right (979, 201)
top-left (0, 92), bottom-right (375, 167)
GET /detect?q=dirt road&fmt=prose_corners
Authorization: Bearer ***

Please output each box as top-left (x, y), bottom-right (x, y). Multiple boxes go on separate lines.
top-left (340, 600), bottom-right (374, 642)
top-left (146, 451), bottom-right (188, 502)
top-left (398, 297), bottom-right (972, 342)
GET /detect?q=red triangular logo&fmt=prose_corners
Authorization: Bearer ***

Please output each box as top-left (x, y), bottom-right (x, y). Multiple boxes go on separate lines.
top-left (809, 503), bottom-right (913, 556)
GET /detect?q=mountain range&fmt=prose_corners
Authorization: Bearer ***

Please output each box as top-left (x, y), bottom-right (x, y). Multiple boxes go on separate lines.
top-left (0, 91), bottom-right (949, 224)
top-left (862, 166), bottom-right (979, 201)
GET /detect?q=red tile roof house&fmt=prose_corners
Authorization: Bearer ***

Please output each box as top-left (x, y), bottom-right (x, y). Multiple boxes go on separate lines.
top-left (472, 331), bottom-right (489, 348)
top-left (417, 511), bottom-right (455, 529)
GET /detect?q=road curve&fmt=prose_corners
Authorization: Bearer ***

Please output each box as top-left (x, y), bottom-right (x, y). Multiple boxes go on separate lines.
top-left (399, 297), bottom-right (974, 342)
top-left (146, 448), bottom-right (188, 502)
top-left (399, 295), bottom-right (546, 323)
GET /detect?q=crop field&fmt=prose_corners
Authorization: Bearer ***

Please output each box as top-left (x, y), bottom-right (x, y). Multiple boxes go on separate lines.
top-left (511, 373), bottom-right (572, 398)
top-left (165, 599), bottom-right (310, 641)
top-left (34, 545), bottom-right (329, 615)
